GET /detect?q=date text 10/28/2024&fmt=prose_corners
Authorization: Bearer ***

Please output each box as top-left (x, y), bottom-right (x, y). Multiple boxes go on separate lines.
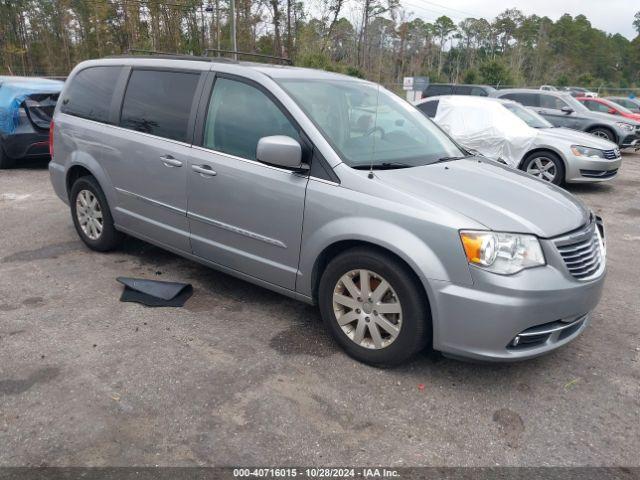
top-left (233, 468), bottom-right (400, 478)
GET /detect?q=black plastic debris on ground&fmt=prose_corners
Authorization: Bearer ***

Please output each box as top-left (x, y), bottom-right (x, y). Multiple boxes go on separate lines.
top-left (117, 277), bottom-right (193, 307)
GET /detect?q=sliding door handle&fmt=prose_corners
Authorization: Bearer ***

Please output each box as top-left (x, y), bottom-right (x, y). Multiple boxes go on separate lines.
top-left (192, 164), bottom-right (217, 177)
top-left (160, 155), bottom-right (182, 168)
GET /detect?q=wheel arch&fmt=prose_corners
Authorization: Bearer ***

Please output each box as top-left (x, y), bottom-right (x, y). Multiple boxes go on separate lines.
top-left (64, 155), bottom-right (117, 210)
top-left (309, 239), bottom-right (438, 317)
top-left (586, 125), bottom-right (618, 144)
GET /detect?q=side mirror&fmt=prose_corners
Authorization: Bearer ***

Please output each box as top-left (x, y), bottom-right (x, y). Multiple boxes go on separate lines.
top-left (256, 135), bottom-right (305, 171)
top-left (607, 108), bottom-right (617, 115)
top-left (561, 106), bottom-right (574, 114)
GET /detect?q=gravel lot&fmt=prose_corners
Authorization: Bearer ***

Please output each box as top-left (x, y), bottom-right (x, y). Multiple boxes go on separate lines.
top-left (1, 153), bottom-right (639, 467)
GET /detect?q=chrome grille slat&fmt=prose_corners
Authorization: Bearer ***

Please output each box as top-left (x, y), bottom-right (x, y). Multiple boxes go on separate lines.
top-left (554, 221), bottom-right (603, 281)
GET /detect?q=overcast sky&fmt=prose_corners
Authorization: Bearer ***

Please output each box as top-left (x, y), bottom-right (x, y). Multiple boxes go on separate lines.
top-left (386, 0), bottom-right (638, 40)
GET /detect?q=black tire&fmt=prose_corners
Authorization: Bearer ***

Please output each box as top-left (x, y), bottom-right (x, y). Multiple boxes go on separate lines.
top-left (521, 151), bottom-right (565, 186)
top-left (318, 247), bottom-right (431, 367)
top-left (588, 127), bottom-right (615, 143)
top-left (0, 145), bottom-right (15, 169)
top-left (70, 175), bottom-right (123, 251)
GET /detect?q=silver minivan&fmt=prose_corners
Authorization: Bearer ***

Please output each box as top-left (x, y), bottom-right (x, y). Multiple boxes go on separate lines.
top-left (49, 56), bottom-right (606, 365)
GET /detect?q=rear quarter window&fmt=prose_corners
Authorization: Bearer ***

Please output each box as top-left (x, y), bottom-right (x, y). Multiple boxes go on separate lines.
top-left (119, 69), bottom-right (200, 143)
top-left (500, 92), bottom-right (539, 107)
top-left (60, 66), bottom-right (123, 123)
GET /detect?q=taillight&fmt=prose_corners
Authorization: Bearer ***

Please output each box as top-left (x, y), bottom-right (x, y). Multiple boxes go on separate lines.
top-left (49, 120), bottom-right (54, 158)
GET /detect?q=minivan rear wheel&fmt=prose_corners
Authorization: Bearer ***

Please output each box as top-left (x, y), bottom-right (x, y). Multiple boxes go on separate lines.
top-left (521, 151), bottom-right (564, 185)
top-left (70, 176), bottom-right (123, 251)
top-left (318, 247), bottom-right (431, 366)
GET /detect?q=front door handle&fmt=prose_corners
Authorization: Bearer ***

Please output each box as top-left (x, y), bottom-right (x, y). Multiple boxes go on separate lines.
top-left (192, 164), bottom-right (217, 177)
top-left (160, 155), bottom-right (182, 168)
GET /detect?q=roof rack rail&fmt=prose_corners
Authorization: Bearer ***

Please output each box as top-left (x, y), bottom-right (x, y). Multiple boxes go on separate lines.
top-left (205, 49), bottom-right (293, 65)
top-left (122, 49), bottom-right (236, 63)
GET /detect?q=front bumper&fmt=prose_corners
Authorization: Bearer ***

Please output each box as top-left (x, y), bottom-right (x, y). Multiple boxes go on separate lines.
top-left (565, 154), bottom-right (622, 183)
top-left (429, 232), bottom-right (605, 362)
top-left (620, 135), bottom-right (639, 149)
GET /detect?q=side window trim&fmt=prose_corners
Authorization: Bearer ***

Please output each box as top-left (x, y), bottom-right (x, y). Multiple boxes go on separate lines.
top-left (109, 66), bottom-right (132, 125)
top-left (195, 71), bottom-right (339, 183)
top-left (116, 67), bottom-right (206, 144)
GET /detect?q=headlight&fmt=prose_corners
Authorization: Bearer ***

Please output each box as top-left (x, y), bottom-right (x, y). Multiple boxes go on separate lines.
top-left (459, 231), bottom-right (545, 275)
top-left (571, 145), bottom-right (604, 158)
top-left (615, 122), bottom-right (635, 132)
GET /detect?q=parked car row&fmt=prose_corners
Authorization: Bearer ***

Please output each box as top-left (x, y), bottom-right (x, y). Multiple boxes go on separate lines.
top-left (491, 89), bottom-right (640, 149)
top-left (415, 95), bottom-right (621, 185)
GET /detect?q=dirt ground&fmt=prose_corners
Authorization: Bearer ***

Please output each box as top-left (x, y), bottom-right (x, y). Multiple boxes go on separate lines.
top-left (0, 153), bottom-right (639, 467)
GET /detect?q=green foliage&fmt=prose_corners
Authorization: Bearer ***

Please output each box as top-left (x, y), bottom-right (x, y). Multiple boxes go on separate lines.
top-left (345, 66), bottom-right (365, 78)
top-left (296, 52), bottom-right (336, 71)
top-left (478, 60), bottom-right (513, 86)
top-left (463, 69), bottom-right (478, 84)
top-left (0, 2), bottom-right (637, 92)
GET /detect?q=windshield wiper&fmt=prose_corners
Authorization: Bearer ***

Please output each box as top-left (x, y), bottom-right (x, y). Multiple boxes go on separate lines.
top-left (435, 155), bottom-right (472, 163)
top-left (352, 162), bottom-right (413, 170)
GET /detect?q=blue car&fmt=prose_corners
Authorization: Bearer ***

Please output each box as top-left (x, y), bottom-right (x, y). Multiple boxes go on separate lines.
top-left (0, 76), bottom-right (64, 168)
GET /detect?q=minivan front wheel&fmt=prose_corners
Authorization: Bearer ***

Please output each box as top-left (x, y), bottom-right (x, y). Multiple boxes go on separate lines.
top-left (318, 248), bottom-right (431, 366)
top-left (522, 151), bottom-right (564, 185)
top-left (70, 176), bottom-right (123, 251)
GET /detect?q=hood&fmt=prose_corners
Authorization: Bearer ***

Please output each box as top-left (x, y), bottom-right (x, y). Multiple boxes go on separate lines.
top-left (583, 110), bottom-right (640, 126)
top-left (375, 158), bottom-right (590, 238)
top-left (539, 127), bottom-right (618, 150)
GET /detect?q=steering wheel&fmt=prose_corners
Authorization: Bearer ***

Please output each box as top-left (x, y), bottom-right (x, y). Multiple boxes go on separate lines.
top-left (365, 126), bottom-right (385, 139)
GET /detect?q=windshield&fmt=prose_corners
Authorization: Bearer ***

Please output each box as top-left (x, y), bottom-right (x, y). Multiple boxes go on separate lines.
top-left (277, 79), bottom-right (465, 168)
top-left (502, 102), bottom-right (552, 128)
top-left (602, 99), bottom-right (633, 114)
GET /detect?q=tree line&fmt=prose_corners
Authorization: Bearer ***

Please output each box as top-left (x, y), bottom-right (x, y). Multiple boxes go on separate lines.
top-left (1, 0), bottom-right (639, 92)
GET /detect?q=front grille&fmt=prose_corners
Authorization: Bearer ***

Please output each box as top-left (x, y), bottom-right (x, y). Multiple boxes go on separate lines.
top-left (602, 149), bottom-right (619, 160)
top-left (555, 222), bottom-right (603, 280)
top-left (580, 168), bottom-right (618, 179)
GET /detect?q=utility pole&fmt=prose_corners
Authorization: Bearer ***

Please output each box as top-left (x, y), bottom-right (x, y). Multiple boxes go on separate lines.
top-left (230, 0), bottom-right (237, 59)
top-left (216, 0), bottom-right (220, 51)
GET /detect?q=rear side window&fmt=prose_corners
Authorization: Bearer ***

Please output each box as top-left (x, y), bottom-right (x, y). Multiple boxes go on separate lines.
top-left (61, 66), bottom-right (122, 123)
top-left (500, 93), bottom-right (539, 107)
top-left (417, 100), bottom-right (439, 118)
top-left (454, 86), bottom-right (472, 95)
top-left (120, 70), bottom-right (200, 142)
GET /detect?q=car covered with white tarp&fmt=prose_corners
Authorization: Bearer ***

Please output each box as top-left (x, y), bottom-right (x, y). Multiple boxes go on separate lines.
top-left (415, 95), bottom-right (622, 185)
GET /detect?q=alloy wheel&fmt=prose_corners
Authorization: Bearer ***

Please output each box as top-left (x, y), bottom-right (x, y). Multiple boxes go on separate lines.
top-left (526, 157), bottom-right (557, 183)
top-left (332, 269), bottom-right (402, 350)
top-left (76, 189), bottom-right (103, 240)
top-left (591, 130), bottom-right (611, 140)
